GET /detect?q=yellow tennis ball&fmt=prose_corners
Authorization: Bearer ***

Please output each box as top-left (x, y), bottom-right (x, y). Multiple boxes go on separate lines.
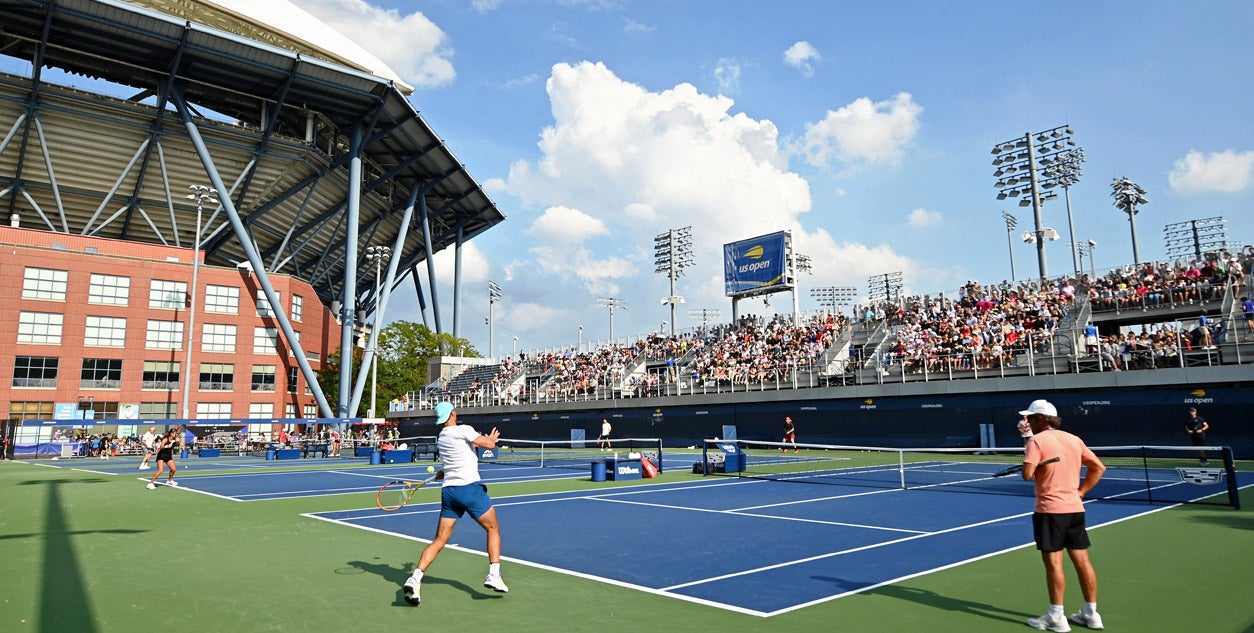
top-left (427, 466), bottom-right (436, 474)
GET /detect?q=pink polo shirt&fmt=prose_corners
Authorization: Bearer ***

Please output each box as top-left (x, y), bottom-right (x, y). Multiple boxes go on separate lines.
top-left (1024, 428), bottom-right (1097, 514)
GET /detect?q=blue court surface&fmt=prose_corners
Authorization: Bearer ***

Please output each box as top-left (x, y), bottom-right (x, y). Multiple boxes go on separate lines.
top-left (303, 464), bottom-right (1250, 617)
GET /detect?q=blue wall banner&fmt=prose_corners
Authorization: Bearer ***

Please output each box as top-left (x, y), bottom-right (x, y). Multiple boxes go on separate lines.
top-left (723, 231), bottom-right (789, 297)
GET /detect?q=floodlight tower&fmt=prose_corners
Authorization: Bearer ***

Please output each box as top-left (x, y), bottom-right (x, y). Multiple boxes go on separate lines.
top-left (688, 307), bottom-right (722, 331)
top-left (597, 297), bottom-right (628, 343)
top-left (992, 124), bottom-right (1076, 280)
top-left (1001, 211), bottom-right (1018, 282)
top-left (487, 281), bottom-right (502, 358)
top-left (182, 184), bottom-right (218, 420)
top-left (1042, 148), bottom-right (1086, 276)
top-left (1111, 177), bottom-right (1149, 264)
top-left (654, 226), bottom-right (693, 337)
top-left (1164, 217), bottom-right (1227, 262)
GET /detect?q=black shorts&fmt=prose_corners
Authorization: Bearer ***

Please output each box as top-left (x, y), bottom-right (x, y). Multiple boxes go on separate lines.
top-left (1033, 512), bottom-right (1091, 552)
top-left (1189, 432), bottom-right (1207, 447)
top-left (156, 450), bottom-right (174, 462)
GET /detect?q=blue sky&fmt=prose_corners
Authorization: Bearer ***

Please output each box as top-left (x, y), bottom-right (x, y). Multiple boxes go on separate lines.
top-left (75, 1), bottom-right (1254, 357)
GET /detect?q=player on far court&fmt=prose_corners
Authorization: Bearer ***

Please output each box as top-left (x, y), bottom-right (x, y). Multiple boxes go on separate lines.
top-left (402, 402), bottom-right (507, 606)
top-left (781, 416), bottom-right (797, 453)
top-left (146, 428), bottom-right (181, 489)
top-left (598, 418), bottom-right (612, 452)
top-left (1184, 407), bottom-right (1210, 465)
top-left (1019, 399), bottom-right (1106, 632)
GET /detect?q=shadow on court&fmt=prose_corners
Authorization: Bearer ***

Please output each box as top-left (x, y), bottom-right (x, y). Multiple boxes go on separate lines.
top-left (822, 579), bottom-right (1032, 627)
top-left (346, 559), bottom-right (504, 605)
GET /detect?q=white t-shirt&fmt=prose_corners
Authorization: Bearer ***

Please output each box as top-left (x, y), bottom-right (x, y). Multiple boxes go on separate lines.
top-left (437, 424), bottom-right (483, 487)
top-left (601, 421), bottom-right (612, 436)
top-left (142, 431), bottom-right (156, 449)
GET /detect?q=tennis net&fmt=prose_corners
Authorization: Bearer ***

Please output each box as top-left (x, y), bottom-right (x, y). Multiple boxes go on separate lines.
top-left (701, 439), bottom-right (1240, 508)
top-left (484, 437), bottom-right (664, 472)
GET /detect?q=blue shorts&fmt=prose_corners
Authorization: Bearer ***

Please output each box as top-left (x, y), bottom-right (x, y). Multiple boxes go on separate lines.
top-left (440, 482), bottom-right (493, 520)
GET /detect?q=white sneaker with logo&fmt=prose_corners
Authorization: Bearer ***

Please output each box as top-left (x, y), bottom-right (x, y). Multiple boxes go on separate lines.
top-left (1068, 611), bottom-right (1104, 630)
top-left (146, 482), bottom-right (156, 490)
top-left (483, 572), bottom-right (509, 593)
top-left (402, 575), bottom-right (421, 606)
top-left (1027, 611), bottom-right (1071, 632)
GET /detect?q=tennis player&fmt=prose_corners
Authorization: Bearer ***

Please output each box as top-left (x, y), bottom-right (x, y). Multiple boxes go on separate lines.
top-left (138, 427), bottom-right (157, 470)
top-left (402, 401), bottom-right (507, 606)
top-left (598, 418), bottom-right (612, 452)
top-left (145, 428), bottom-right (180, 489)
top-left (781, 416), bottom-right (797, 453)
top-left (1019, 399), bottom-right (1106, 631)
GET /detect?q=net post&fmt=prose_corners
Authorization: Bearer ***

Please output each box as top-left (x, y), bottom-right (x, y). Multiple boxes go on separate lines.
top-left (1222, 446), bottom-right (1240, 510)
top-left (897, 449), bottom-right (905, 489)
top-left (700, 439), bottom-right (709, 477)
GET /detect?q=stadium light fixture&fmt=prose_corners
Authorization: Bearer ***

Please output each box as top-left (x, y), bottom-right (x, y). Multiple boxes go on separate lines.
top-left (597, 297), bottom-right (628, 343)
top-left (1110, 177), bottom-right (1149, 264)
top-left (992, 124), bottom-right (1078, 280)
top-left (654, 226), bottom-right (693, 337)
top-left (182, 184), bottom-right (218, 420)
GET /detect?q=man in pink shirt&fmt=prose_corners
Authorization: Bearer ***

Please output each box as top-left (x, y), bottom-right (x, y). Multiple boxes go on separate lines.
top-left (1020, 399), bottom-right (1107, 632)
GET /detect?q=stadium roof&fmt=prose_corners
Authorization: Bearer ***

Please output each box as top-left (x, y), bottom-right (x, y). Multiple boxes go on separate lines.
top-left (0, 0), bottom-right (504, 313)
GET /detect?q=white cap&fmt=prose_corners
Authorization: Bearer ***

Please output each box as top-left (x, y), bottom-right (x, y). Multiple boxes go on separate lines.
top-left (1019, 399), bottom-right (1058, 417)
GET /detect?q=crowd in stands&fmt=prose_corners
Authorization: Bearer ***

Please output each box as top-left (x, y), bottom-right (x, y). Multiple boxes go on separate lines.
top-left (418, 249), bottom-right (1252, 407)
top-left (1087, 256), bottom-right (1243, 312)
top-left (870, 277), bottom-right (1076, 374)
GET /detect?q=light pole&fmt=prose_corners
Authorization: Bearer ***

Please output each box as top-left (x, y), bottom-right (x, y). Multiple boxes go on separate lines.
top-left (182, 185), bottom-right (217, 420)
top-left (688, 307), bottom-right (722, 331)
top-left (1163, 217), bottom-right (1227, 262)
top-left (1077, 239), bottom-right (1097, 280)
top-left (654, 226), bottom-right (693, 338)
top-left (1111, 177), bottom-right (1148, 264)
top-left (993, 124), bottom-right (1075, 280)
top-left (488, 281), bottom-right (502, 359)
top-left (1043, 148), bottom-right (1085, 276)
top-left (1001, 211), bottom-right (1018, 282)
top-left (597, 297), bottom-right (628, 343)
top-left (512, 336), bottom-right (518, 359)
top-left (364, 245), bottom-right (391, 418)
top-left (867, 272), bottom-right (903, 307)
top-left (578, 325), bottom-right (583, 351)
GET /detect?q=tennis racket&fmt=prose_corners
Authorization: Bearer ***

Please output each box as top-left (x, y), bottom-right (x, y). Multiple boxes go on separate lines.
top-left (376, 474), bottom-right (437, 512)
top-left (993, 456), bottom-right (1060, 478)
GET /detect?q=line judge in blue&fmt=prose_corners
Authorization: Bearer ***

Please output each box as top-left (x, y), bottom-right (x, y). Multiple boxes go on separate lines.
top-left (402, 402), bottom-right (508, 606)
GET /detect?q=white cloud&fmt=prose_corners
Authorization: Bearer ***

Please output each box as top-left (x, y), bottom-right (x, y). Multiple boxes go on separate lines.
top-left (503, 73), bottom-right (540, 89)
top-left (624, 18), bottom-right (655, 34)
top-left (503, 61), bottom-right (917, 329)
top-left (526, 205), bottom-right (609, 244)
top-left (471, 0), bottom-right (502, 12)
top-left (432, 239), bottom-right (491, 283)
top-left (803, 92), bottom-right (923, 168)
top-left (783, 41), bottom-right (821, 78)
top-left (1168, 149), bottom-right (1254, 194)
top-left (713, 57), bottom-right (741, 94)
top-left (908, 208), bottom-right (942, 227)
top-left (292, 0), bottom-right (455, 87)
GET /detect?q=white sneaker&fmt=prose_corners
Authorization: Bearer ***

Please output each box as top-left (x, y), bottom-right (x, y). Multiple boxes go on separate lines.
top-left (168, 480), bottom-right (179, 487)
top-left (1068, 611), bottom-right (1104, 630)
top-left (483, 572), bottom-right (509, 593)
top-left (402, 575), bottom-right (421, 605)
top-left (146, 482), bottom-right (156, 490)
top-left (1027, 611), bottom-right (1071, 632)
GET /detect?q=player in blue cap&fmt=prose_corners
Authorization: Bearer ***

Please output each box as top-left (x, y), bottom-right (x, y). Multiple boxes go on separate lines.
top-left (401, 402), bottom-right (507, 605)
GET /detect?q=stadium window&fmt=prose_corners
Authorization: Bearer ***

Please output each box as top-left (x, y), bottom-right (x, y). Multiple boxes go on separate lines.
top-left (249, 402), bottom-right (275, 418)
top-left (81, 358), bottom-right (122, 389)
top-left (17, 311), bottom-right (64, 345)
top-left (285, 403), bottom-right (297, 418)
top-left (140, 402), bottom-right (177, 418)
top-left (141, 361), bottom-right (181, 390)
top-left (22, 267), bottom-right (68, 301)
top-left (145, 320), bottom-right (184, 350)
top-left (204, 284), bottom-right (239, 314)
top-left (198, 363), bottom-right (234, 391)
top-left (84, 315), bottom-right (127, 347)
top-left (196, 402), bottom-right (232, 419)
top-left (88, 274), bottom-right (130, 305)
top-left (149, 279), bottom-right (188, 310)
top-left (292, 294), bottom-right (303, 322)
top-left (287, 367), bottom-right (299, 393)
top-left (9, 400), bottom-right (55, 422)
top-left (254, 327), bottom-right (279, 354)
top-left (251, 364), bottom-right (276, 392)
top-left (13, 356), bottom-right (58, 388)
top-left (302, 404), bottom-right (317, 418)
top-left (201, 323), bottom-right (237, 353)
top-left (256, 289), bottom-right (280, 318)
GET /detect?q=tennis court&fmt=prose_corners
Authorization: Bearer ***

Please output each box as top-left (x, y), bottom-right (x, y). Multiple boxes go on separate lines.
top-left (5, 442), bottom-right (1252, 632)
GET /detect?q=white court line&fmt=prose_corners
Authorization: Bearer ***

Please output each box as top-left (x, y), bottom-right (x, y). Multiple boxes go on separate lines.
top-left (590, 496), bottom-right (926, 534)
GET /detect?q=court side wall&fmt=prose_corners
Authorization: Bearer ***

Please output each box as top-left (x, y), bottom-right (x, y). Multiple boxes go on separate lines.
top-left (401, 384), bottom-right (1253, 459)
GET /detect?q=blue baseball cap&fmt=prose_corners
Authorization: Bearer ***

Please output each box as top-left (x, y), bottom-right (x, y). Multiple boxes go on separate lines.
top-left (434, 401), bottom-right (455, 424)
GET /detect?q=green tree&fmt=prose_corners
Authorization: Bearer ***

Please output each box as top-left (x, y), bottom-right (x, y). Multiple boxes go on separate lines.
top-left (317, 321), bottom-right (478, 416)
